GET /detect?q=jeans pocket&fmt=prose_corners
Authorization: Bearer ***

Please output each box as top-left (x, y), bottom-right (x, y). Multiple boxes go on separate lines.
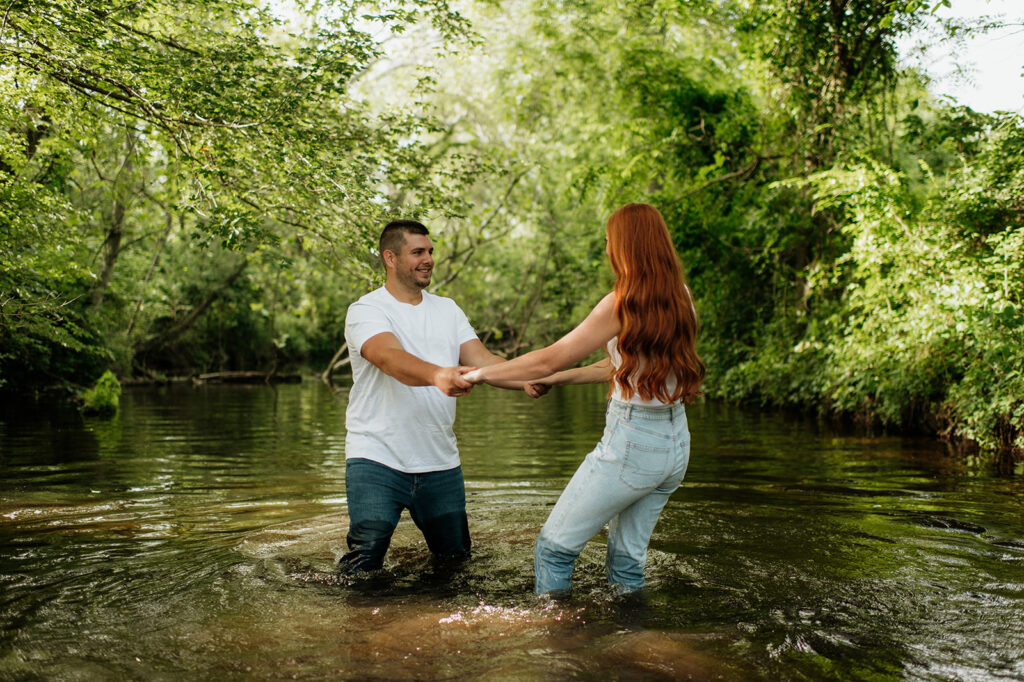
top-left (616, 422), bottom-right (672, 490)
top-left (620, 441), bottom-right (670, 490)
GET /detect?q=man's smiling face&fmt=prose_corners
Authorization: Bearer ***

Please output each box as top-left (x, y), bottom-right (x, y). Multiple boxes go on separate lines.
top-left (392, 233), bottom-right (434, 290)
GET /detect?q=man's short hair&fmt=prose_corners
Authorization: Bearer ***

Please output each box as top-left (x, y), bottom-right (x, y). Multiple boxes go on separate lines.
top-left (379, 220), bottom-right (429, 265)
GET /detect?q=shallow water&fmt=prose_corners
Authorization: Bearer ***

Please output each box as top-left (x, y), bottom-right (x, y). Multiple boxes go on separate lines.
top-left (1, 381), bottom-right (1022, 680)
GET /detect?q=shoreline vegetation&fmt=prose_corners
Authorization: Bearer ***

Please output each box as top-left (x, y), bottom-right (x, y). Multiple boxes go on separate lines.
top-left (1, 1), bottom-right (1021, 458)
top-left (26, 363), bottom-right (1022, 463)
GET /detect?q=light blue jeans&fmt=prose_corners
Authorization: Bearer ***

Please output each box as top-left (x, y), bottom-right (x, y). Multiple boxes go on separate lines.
top-left (534, 399), bottom-right (690, 596)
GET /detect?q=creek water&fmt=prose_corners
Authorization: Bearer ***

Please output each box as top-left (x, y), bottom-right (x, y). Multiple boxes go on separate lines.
top-left (1, 381), bottom-right (1022, 680)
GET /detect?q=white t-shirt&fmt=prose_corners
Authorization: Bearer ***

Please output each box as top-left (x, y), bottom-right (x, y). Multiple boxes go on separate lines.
top-left (607, 337), bottom-right (679, 407)
top-left (344, 287), bottom-right (478, 473)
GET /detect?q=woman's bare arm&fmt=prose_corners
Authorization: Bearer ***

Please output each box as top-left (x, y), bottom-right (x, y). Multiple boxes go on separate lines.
top-left (541, 357), bottom-right (612, 387)
top-left (465, 293), bottom-right (619, 386)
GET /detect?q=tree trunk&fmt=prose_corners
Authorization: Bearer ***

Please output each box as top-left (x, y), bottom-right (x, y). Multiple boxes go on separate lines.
top-left (320, 342), bottom-right (350, 384)
top-left (127, 209), bottom-right (176, 336)
top-left (136, 256), bottom-right (248, 354)
top-left (509, 230), bottom-right (556, 354)
top-left (90, 128), bottom-right (137, 310)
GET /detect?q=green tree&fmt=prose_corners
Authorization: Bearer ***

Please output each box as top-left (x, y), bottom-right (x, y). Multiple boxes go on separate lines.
top-left (1, 0), bottom-right (475, 387)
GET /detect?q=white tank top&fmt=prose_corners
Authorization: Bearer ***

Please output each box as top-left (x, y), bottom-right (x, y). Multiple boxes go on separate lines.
top-left (607, 337), bottom-right (679, 407)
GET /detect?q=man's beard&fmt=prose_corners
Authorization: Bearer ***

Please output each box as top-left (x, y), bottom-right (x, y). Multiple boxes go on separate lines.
top-left (398, 268), bottom-right (430, 290)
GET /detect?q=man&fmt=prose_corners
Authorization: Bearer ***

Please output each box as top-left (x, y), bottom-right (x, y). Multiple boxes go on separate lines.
top-left (339, 219), bottom-right (513, 573)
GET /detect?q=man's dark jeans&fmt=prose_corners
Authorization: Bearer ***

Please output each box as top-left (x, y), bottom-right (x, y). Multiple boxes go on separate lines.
top-left (339, 458), bottom-right (471, 573)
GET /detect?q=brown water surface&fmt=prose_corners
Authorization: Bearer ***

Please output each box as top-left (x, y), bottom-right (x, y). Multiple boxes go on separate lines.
top-left (1, 381), bottom-right (1022, 680)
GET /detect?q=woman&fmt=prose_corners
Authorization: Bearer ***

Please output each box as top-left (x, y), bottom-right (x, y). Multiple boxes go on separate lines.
top-left (463, 203), bottom-right (704, 597)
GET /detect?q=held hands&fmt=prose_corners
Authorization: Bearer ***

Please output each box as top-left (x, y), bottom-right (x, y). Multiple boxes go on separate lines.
top-left (461, 368), bottom-right (484, 385)
top-left (433, 366), bottom-right (477, 397)
top-left (460, 367), bottom-right (552, 399)
top-left (524, 381), bottom-right (551, 399)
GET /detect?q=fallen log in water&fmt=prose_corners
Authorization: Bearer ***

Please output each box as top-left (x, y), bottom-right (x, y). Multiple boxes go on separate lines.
top-left (194, 371), bottom-right (301, 384)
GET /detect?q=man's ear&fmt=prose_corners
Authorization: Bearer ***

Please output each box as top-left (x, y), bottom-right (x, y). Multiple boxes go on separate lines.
top-left (382, 249), bottom-right (396, 268)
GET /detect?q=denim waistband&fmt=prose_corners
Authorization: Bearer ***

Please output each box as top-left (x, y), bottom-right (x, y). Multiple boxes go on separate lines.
top-left (607, 398), bottom-right (686, 422)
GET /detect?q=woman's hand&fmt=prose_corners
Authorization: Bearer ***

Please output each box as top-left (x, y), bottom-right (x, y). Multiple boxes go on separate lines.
top-left (524, 381), bottom-right (551, 399)
top-left (461, 368), bottom-right (485, 384)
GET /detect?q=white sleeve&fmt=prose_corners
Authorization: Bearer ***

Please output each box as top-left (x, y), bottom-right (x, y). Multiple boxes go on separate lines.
top-left (453, 303), bottom-right (478, 345)
top-left (345, 301), bottom-right (391, 353)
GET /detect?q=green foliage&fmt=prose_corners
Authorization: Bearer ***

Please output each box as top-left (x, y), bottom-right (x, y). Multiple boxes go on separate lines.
top-left (2, 0), bottom-right (1021, 455)
top-left (0, 0), bottom-right (479, 387)
top-left (429, 0), bottom-right (1022, 455)
top-left (80, 370), bottom-right (121, 416)
top-left (719, 115), bottom-right (1024, 452)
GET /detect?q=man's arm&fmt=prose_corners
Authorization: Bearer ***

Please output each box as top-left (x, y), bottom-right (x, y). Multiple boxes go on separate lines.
top-left (524, 358), bottom-right (611, 398)
top-left (361, 332), bottom-right (474, 397)
top-left (458, 339), bottom-right (524, 390)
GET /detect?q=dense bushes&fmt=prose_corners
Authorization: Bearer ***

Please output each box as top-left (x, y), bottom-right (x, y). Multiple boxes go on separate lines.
top-left (716, 118), bottom-right (1024, 453)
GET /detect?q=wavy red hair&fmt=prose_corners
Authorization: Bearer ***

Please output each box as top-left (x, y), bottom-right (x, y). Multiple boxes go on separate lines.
top-left (606, 203), bottom-right (705, 403)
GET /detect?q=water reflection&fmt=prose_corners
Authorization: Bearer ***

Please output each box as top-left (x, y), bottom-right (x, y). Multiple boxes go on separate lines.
top-left (1, 382), bottom-right (1022, 680)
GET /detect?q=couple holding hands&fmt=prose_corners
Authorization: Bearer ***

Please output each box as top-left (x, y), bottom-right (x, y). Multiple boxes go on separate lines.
top-left (340, 203), bottom-right (704, 597)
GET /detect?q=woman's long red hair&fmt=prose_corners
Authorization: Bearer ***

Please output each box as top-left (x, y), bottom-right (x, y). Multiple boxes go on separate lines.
top-left (606, 203), bottom-right (705, 403)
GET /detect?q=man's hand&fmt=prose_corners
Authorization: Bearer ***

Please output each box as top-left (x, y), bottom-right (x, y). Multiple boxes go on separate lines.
top-left (433, 366), bottom-right (476, 397)
top-left (524, 381), bottom-right (551, 399)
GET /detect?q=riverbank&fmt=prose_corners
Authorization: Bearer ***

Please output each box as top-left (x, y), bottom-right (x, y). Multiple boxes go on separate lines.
top-left (5, 363), bottom-right (1020, 462)
top-left (709, 374), bottom-right (1023, 463)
